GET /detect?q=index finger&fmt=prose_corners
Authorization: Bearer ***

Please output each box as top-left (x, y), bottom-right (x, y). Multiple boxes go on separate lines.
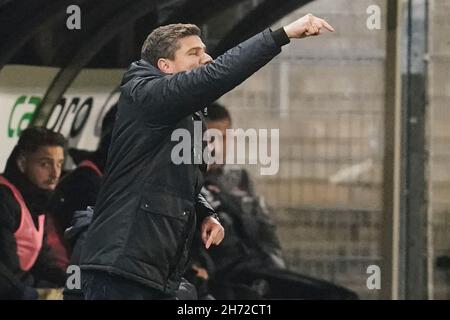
top-left (206, 227), bottom-right (221, 249)
top-left (320, 19), bottom-right (335, 32)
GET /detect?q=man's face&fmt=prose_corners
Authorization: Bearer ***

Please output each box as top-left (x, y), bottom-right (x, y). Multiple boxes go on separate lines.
top-left (17, 146), bottom-right (64, 190)
top-left (207, 118), bottom-right (231, 171)
top-left (160, 35), bottom-right (212, 74)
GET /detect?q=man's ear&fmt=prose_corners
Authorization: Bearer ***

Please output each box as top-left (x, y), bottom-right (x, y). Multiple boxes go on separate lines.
top-left (157, 58), bottom-right (172, 74)
top-left (16, 156), bottom-right (26, 173)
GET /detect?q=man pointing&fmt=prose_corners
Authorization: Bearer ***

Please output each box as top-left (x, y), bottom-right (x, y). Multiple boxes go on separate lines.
top-left (80, 14), bottom-right (334, 300)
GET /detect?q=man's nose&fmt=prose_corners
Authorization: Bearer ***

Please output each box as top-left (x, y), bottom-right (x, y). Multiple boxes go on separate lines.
top-left (202, 53), bottom-right (213, 65)
top-left (50, 164), bottom-right (60, 179)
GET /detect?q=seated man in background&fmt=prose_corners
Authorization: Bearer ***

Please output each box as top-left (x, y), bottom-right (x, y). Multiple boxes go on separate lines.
top-left (0, 127), bottom-right (67, 299)
top-left (202, 103), bottom-right (358, 299)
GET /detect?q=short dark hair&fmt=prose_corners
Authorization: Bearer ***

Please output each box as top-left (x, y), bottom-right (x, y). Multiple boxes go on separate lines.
top-left (17, 127), bottom-right (66, 156)
top-left (205, 102), bottom-right (232, 123)
top-left (141, 23), bottom-right (201, 67)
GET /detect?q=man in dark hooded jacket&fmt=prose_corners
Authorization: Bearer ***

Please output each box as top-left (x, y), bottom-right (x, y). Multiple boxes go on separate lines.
top-left (80, 15), bottom-right (335, 299)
